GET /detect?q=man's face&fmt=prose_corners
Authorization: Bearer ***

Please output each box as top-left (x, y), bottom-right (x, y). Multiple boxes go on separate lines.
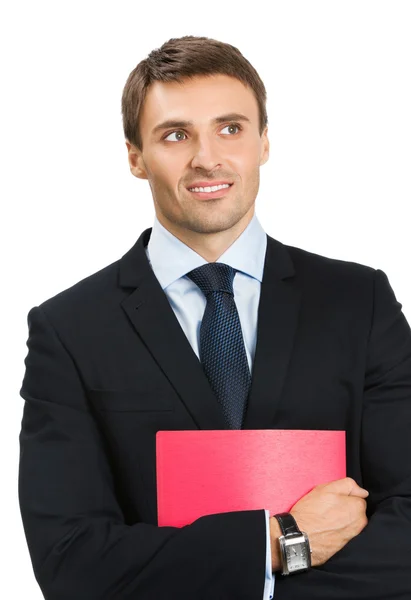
top-left (126, 74), bottom-right (269, 236)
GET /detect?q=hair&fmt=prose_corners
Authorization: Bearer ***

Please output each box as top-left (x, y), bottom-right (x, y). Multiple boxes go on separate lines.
top-left (121, 35), bottom-right (268, 151)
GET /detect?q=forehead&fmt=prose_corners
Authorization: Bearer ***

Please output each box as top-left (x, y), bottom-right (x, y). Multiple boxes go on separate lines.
top-left (140, 74), bottom-right (259, 135)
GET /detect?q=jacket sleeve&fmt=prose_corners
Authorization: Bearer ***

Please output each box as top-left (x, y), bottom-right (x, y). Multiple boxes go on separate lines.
top-left (18, 305), bottom-right (268, 600)
top-left (275, 269), bottom-right (411, 599)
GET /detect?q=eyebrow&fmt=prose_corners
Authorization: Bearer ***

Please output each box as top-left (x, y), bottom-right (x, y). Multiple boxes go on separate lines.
top-left (151, 112), bottom-right (251, 136)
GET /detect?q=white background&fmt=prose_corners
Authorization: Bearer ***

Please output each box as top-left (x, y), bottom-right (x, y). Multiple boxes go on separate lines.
top-left (1, 1), bottom-right (410, 597)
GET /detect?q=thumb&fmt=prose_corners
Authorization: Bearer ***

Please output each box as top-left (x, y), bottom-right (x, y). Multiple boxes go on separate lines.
top-left (322, 477), bottom-right (369, 497)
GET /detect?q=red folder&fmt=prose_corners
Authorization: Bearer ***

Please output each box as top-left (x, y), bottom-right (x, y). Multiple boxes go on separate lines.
top-left (156, 429), bottom-right (346, 527)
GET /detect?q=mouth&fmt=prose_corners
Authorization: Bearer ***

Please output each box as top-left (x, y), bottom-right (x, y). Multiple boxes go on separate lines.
top-left (186, 182), bottom-right (233, 200)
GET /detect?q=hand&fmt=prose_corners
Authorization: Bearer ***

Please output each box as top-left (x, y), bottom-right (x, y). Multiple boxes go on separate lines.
top-left (288, 477), bottom-right (369, 567)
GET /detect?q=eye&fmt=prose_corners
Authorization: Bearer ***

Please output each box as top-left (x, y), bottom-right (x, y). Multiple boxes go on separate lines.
top-left (164, 130), bottom-right (187, 142)
top-left (220, 123), bottom-right (242, 135)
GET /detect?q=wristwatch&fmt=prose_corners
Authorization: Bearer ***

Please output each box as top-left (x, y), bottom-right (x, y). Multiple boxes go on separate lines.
top-left (274, 512), bottom-right (312, 576)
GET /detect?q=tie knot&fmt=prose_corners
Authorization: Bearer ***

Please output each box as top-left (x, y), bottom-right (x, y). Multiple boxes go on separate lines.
top-left (186, 263), bottom-right (235, 297)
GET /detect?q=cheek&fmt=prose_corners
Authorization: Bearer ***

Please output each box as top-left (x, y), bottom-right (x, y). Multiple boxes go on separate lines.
top-left (144, 159), bottom-right (173, 188)
top-left (230, 156), bottom-right (260, 184)
top-left (228, 140), bottom-right (261, 171)
top-left (148, 151), bottom-right (183, 187)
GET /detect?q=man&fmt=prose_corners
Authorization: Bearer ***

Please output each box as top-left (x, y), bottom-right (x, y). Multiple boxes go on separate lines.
top-left (19, 35), bottom-right (411, 599)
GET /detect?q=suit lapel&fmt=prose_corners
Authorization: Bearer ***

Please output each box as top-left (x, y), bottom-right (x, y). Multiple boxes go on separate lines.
top-left (243, 235), bottom-right (301, 428)
top-left (119, 229), bottom-right (301, 430)
top-left (120, 229), bottom-right (227, 430)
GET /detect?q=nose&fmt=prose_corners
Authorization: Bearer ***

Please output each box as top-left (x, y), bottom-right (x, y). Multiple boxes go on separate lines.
top-left (190, 134), bottom-right (221, 172)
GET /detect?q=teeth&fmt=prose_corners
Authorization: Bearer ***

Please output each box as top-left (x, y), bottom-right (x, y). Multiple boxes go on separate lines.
top-left (189, 183), bottom-right (231, 193)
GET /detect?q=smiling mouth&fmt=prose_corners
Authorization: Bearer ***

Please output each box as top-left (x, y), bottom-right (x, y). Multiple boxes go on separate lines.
top-left (187, 183), bottom-right (233, 199)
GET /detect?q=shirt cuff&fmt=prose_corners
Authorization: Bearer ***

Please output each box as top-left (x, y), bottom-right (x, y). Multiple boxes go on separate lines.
top-left (263, 509), bottom-right (275, 599)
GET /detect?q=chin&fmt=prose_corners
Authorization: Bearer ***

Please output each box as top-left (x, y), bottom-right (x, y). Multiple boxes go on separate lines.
top-left (183, 211), bottom-right (247, 235)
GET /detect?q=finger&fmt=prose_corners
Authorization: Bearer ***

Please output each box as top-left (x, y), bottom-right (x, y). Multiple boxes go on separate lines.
top-left (349, 487), bottom-right (369, 498)
top-left (323, 477), bottom-right (369, 497)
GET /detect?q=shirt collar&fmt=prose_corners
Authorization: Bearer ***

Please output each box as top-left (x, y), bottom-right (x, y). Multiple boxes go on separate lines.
top-left (146, 213), bottom-right (267, 290)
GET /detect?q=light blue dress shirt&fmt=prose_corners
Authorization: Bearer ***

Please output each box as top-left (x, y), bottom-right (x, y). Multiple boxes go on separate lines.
top-left (146, 212), bottom-right (275, 599)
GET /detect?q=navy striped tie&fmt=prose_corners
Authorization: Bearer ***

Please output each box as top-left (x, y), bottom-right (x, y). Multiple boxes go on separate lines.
top-left (187, 262), bottom-right (251, 429)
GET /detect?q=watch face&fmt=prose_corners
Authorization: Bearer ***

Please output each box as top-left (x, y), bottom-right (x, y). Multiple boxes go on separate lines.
top-left (285, 541), bottom-right (309, 572)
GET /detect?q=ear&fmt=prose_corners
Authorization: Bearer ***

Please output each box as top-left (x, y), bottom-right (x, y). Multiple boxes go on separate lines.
top-left (259, 127), bottom-right (269, 166)
top-left (125, 141), bottom-right (148, 179)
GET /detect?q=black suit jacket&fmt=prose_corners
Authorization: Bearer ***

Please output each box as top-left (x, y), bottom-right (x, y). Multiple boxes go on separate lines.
top-left (19, 228), bottom-right (411, 599)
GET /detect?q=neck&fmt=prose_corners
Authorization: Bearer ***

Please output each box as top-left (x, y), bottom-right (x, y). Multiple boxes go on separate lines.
top-left (156, 208), bottom-right (254, 262)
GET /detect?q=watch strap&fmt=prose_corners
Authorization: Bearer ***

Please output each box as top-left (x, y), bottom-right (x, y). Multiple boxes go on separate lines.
top-left (274, 512), bottom-right (302, 537)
